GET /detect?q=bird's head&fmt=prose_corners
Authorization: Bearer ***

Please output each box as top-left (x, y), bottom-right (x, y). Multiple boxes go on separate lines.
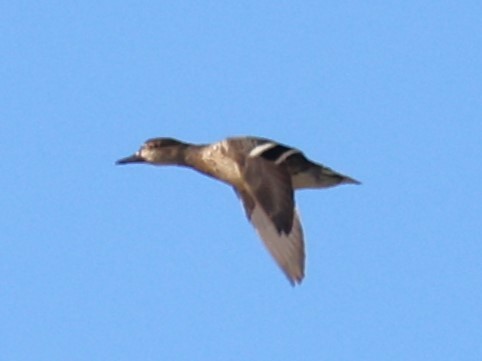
top-left (116, 138), bottom-right (189, 166)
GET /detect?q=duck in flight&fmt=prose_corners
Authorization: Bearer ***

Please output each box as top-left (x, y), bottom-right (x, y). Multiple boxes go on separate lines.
top-left (116, 136), bottom-right (359, 285)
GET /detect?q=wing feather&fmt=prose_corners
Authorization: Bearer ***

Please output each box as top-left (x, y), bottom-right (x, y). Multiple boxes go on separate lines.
top-left (243, 157), bottom-right (294, 233)
top-left (235, 155), bottom-right (305, 285)
top-left (237, 190), bottom-right (305, 285)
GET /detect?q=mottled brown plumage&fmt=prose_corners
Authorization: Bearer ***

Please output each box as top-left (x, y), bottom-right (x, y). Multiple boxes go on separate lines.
top-left (116, 136), bottom-right (360, 285)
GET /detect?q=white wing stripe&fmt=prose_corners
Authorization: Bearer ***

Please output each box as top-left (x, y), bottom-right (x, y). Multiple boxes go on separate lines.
top-left (249, 142), bottom-right (276, 157)
top-left (274, 148), bottom-right (300, 164)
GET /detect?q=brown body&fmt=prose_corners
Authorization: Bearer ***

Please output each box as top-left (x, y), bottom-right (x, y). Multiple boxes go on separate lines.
top-left (117, 136), bottom-right (359, 285)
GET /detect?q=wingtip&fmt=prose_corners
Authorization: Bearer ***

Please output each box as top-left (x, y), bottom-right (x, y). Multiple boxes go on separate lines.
top-left (288, 276), bottom-right (304, 287)
top-left (285, 268), bottom-right (304, 286)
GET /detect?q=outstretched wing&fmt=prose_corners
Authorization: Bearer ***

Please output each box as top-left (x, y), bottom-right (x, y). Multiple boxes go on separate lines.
top-left (236, 157), bottom-right (305, 285)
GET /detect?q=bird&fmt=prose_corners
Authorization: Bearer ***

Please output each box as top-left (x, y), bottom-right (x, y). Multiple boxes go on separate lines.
top-left (116, 136), bottom-right (359, 285)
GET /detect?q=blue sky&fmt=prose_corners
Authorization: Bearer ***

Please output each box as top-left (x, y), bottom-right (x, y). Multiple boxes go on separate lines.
top-left (2, 1), bottom-right (481, 360)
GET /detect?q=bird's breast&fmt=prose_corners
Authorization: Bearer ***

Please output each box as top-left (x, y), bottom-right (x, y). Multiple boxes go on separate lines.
top-left (193, 142), bottom-right (245, 188)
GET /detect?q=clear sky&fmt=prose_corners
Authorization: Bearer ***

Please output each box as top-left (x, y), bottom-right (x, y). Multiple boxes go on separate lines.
top-left (2, 1), bottom-right (481, 360)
